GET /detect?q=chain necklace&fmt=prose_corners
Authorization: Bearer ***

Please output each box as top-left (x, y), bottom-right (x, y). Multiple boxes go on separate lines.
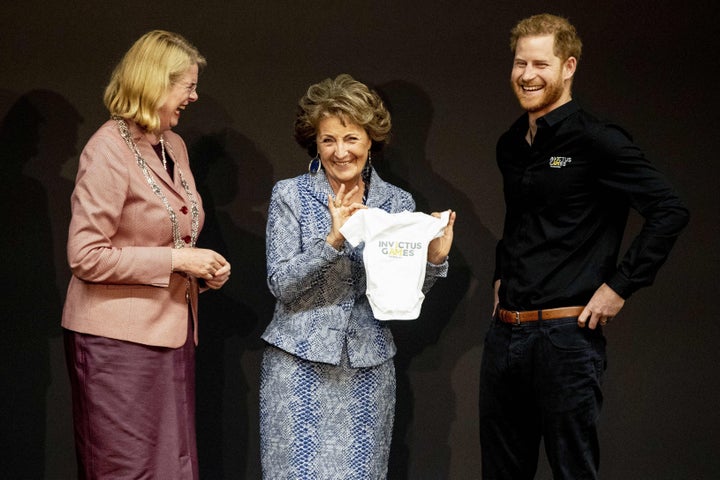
top-left (159, 137), bottom-right (167, 171)
top-left (114, 116), bottom-right (199, 249)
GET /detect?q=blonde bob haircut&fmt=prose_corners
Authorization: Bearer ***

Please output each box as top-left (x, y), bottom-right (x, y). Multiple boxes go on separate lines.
top-left (510, 13), bottom-right (582, 63)
top-left (104, 30), bottom-right (206, 133)
top-left (294, 74), bottom-right (391, 157)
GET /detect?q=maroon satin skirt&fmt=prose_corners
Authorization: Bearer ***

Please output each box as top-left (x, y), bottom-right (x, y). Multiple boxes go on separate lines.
top-left (64, 320), bottom-right (197, 479)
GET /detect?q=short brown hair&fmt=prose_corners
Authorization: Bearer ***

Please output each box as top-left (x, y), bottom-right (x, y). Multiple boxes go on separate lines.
top-left (510, 14), bottom-right (582, 62)
top-left (294, 74), bottom-right (391, 157)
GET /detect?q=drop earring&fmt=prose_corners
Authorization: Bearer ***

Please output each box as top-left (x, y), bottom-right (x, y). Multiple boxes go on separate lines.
top-left (362, 150), bottom-right (372, 179)
top-left (308, 154), bottom-right (322, 174)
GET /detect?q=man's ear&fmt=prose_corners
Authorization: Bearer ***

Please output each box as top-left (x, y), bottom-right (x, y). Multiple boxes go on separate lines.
top-left (563, 56), bottom-right (577, 81)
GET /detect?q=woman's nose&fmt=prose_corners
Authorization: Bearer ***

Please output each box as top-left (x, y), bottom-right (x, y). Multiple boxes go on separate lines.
top-left (334, 142), bottom-right (347, 158)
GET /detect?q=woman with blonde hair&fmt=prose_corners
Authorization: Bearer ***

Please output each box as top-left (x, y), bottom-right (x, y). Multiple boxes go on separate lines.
top-left (62, 30), bottom-right (230, 478)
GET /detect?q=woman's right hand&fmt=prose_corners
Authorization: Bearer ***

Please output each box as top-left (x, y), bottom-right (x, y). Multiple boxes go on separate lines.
top-left (326, 183), bottom-right (366, 250)
top-left (171, 248), bottom-right (230, 281)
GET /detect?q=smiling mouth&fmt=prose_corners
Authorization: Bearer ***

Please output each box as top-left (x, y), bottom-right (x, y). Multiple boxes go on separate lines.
top-left (521, 85), bottom-right (543, 92)
top-left (332, 159), bottom-right (354, 166)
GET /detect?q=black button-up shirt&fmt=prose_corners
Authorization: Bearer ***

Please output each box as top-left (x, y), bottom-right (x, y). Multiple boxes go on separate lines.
top-left (494, 100), bottom-right (689, 310)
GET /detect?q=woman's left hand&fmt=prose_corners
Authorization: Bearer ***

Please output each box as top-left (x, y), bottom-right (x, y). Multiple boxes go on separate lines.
top-left (427, 210), bottom-right (456, 265)
top-left (204, 262), bottom-right (231, 290)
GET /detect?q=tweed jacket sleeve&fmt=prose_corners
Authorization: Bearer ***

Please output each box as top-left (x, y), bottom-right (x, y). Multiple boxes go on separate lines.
top-left (266, 179), bottom-right (353, 307)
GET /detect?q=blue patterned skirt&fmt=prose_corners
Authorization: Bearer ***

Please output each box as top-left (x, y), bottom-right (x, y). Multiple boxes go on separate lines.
top-left (260, 345), bottom-right (395, 479)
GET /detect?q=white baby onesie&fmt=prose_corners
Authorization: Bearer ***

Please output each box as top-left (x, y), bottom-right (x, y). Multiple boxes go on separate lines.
top-left (340, 208), bottom-right (450, 320)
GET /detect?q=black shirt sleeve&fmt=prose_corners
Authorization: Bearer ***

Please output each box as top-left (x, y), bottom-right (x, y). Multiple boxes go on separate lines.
top-left (592, 123), bottom-right (690, 298)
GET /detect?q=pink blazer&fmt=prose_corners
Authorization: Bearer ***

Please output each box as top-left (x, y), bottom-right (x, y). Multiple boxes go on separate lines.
top-left (62, 119), bottom-right (205, 348)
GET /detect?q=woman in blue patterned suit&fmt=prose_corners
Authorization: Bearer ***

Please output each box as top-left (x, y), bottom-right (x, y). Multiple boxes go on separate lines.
top-left (260, 74), bottom-right (456, 478)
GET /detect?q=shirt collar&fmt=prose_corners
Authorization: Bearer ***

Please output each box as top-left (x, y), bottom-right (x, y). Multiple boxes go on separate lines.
top-left (510, 99), bottom-right (581, 134)
top-left (536, 99), bottom-right (580, 129)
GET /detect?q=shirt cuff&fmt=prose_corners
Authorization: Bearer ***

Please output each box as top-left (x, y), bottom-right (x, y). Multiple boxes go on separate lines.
top-left (606, 271), bottom-right (634, 299)
top-left (426, 258), bottom-right (449, 278)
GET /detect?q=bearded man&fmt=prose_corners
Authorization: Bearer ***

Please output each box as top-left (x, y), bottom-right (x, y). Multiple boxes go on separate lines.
top-left (479, 13), bottom-right (689, 480)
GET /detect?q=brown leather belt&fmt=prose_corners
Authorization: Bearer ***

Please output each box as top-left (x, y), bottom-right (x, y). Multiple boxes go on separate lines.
top-left (497, 306), bottom-right (585, 325)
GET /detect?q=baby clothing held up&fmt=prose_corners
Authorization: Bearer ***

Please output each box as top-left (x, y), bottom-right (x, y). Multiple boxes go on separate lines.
top-left (340, 208), bottom-right (450, 320)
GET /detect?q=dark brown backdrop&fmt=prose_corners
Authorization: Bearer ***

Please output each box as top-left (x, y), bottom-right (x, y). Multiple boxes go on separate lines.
top-left (1, 1), bottom-right (717, 478)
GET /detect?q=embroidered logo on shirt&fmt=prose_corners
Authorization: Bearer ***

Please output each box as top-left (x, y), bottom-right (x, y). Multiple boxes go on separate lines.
top-left (549, 156), bottom-right (572, 168)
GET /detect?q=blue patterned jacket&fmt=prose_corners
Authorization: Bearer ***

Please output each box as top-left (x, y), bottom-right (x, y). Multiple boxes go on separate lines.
top-left (262, 167), bottom-right (449, 367)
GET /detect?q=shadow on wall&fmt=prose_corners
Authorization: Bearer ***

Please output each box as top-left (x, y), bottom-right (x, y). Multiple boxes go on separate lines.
top-left (180, 96), bottom-right (276, 479)
top-left (0, 83), bottom-right (496, 479)
top-left (375, 80), bottom-right (496, 478)
top-left (0, 89), bottom-right (82, 478)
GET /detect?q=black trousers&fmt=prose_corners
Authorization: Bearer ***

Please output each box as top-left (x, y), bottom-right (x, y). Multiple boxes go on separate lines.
top-left (479, 316), bottom-right (607, 480)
